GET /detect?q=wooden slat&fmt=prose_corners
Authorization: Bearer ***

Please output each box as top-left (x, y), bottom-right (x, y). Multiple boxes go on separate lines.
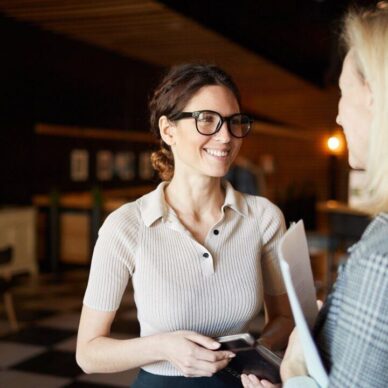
top-left (252, 122), bottom-right (319, 141)
top-left (35, 123), bottom-right (156, 143)
top-left (33, 185), bottom-right (156, 210)
top-left (0, 0), bottom-right (339, 131)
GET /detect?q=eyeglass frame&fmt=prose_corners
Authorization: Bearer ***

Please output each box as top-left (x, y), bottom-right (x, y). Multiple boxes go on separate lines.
top-left (171, 110), bottom-right (253, 138)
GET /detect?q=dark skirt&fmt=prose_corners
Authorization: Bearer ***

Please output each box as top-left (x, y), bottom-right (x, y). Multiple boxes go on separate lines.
top-left (131, 368), bottom-right (243, 388)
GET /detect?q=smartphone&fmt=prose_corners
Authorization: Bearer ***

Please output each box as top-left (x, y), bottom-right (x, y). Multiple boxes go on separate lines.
top-left (216, 333), bottom-right (282, 384)
top-left (216, 333), bottom-right (255, 352)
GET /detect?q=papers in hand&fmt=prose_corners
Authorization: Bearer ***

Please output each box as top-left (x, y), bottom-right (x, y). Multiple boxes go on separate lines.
top-left (278, 220), bottom-right (329, 388)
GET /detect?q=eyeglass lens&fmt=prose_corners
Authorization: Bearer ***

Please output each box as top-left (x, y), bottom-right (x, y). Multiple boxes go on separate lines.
top-left (196, 111), bottom-right (250, 137)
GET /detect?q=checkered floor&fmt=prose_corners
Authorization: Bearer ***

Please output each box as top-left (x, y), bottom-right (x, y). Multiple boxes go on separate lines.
top-left (0, 269), bottom-right (141, 388)
top-left (0, 269), bottom-right (265, 388)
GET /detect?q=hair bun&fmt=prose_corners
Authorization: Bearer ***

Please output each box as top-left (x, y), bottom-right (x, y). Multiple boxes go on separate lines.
top-left (151, 143), bottom-right (174, 181)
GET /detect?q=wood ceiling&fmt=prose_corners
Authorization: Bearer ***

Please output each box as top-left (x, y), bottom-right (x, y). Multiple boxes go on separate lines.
top-left (0, 0), bottom-right (339, 133)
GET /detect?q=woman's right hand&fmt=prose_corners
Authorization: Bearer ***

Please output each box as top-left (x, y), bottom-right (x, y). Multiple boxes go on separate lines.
top-left (241, 374), bottom-right (281, 388)
top-left (160, 330), bottom-right (236, 377)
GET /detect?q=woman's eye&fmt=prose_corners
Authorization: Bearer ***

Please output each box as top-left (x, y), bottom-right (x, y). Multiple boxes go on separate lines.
top-left (199, 115), bottom-right (215, 123)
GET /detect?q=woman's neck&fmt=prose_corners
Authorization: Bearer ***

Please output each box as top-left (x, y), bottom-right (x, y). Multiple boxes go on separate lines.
top-left (165, 175), bottom-right (225, 220)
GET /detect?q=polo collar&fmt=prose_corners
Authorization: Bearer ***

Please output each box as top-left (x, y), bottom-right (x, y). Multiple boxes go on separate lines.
top-left (140, 180), bottom-right (249, 227)
top-left (222, 180), bottom-right (249, 217)
top-left (140, 182), bottom-right (169, 227)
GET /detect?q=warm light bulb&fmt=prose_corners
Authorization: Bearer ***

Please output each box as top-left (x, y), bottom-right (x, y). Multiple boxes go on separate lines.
top-left (327, 136), bottom-right (340, 152)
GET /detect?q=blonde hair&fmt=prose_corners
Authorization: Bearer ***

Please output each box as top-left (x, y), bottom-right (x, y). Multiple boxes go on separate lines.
top-left (342, 2), bottom-right (388, 214)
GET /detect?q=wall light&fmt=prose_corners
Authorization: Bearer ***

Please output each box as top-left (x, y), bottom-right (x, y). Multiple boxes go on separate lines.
top-left (325, 131), bottom-right (345, 200)
top-left (327, 136), bottom-right (340, 152)
top-left (326, 133), bottom-right (345, 155)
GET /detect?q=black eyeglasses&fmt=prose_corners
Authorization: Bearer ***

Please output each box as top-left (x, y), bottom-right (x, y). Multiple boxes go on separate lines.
top-left (172, 110), bottom-right (253, 138)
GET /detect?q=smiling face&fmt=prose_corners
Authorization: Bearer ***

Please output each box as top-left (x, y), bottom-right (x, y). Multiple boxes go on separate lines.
top-left (162, 85), bottom-right (243, 179)
top-left (336, 50), bottom-right (373, 169)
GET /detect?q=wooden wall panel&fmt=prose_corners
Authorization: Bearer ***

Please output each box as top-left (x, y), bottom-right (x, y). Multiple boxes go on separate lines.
top-left (0, 0), bottom-right (338, 130)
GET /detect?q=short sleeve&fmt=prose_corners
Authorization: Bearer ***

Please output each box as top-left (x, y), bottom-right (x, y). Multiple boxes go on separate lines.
top-left (259, 201), bottom-right (287, 295)
top-left (83, 203), bottom-right (139, 311)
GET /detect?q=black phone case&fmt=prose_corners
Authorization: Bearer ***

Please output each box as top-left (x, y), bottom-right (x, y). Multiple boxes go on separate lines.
top-left (218, 342), bottom-right (282, 384)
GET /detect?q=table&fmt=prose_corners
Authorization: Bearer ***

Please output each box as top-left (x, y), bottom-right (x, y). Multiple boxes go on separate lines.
top-left (316, 201), bottom-right (370, 287)
top-left (0, 207), bottom-right (37, 276)
top-left (33, 185), bottom-right (155, 270)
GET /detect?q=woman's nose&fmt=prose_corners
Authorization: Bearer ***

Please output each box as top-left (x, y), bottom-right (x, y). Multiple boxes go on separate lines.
top-left (336, 114), bottom-right (342, 126)
top-left (214, 121), bottom-right (231, 142)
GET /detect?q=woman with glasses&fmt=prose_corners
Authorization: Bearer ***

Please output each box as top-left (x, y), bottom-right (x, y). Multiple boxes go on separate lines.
top-left (76, 63), bottom-right (293, 387)
top-left (241, 3), bottom-right (388, 388)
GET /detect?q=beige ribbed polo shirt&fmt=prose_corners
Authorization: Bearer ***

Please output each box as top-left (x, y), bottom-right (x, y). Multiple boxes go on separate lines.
top-left (83, 181), bottom-right (286, 375)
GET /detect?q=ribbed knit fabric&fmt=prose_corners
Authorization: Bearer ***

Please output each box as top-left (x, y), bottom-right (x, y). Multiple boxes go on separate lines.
top-left (83, 181), bottom-right (286, 376)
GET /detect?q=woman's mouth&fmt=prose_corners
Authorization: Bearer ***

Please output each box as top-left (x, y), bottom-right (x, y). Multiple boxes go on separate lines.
top-left (204, 148), bottom-right (229, 158)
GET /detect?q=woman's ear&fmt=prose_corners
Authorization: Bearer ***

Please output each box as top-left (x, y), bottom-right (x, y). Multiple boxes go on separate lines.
top-left (159, 115), bottom-right (176, 146)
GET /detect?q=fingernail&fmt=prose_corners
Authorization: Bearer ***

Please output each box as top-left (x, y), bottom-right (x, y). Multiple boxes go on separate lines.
top-left (228, 353), bottom-right (236, 358)
top-left (212, 342), bottom-right (220, 348)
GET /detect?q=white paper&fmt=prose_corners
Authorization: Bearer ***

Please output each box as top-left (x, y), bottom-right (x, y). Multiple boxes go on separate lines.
top-left (279, 220), bottom-right (329, 388)
top-left (279, 220), bottom-right (318, 328)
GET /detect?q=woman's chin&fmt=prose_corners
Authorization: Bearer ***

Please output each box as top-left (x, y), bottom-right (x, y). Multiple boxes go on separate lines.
top-left (348, 155), bottom-right (366, 170)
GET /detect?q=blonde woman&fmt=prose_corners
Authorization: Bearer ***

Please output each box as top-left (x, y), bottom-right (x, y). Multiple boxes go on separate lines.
top-left (241, 3), bottom-right (388, 388)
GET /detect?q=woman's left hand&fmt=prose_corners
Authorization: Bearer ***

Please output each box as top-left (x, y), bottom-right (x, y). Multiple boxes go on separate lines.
top-left (241, 374), bottom-right (281, 388)
top-left (280, 300), bottom-right (323, 382)
top-left (280, 328), bottom-right (307, 381)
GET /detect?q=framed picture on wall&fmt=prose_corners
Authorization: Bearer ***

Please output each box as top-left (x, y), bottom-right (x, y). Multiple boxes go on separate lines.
top-left (70, 149), bottom-right (89, 181)
top-left (96, 150), bottom-right (114, 181)
top-left (115, 151), bottom-right (135, 181)
top-left (139, 151), bottom-right (154, 180)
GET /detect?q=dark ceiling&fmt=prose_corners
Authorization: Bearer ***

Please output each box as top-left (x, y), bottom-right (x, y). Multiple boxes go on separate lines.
top-left (160, 0), bottom-right (378, 87)
top-left (0, 0), bottom-right (379, 131)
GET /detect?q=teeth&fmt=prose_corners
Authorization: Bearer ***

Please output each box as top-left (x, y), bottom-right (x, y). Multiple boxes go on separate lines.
top-left (205, 149), bottom-right (228, 157)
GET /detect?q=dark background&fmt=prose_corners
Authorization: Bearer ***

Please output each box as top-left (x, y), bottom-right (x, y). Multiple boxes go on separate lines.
top-left (0, 0), bottom-right (378, 205)
top-left (0, 15), bottom-right (162, 204)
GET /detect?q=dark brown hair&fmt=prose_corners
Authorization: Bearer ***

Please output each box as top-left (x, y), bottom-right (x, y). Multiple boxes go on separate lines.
top-left (149, 63), bottom-right (241, 181)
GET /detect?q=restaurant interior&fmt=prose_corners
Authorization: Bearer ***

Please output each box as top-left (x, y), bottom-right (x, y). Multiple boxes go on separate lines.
top-left (0, 1), bottom-right (373, 387)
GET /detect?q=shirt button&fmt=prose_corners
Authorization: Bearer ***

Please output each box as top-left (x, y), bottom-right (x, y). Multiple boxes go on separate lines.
top-left (213, 229), bottom-right (219, 235)
top-left (203, 252), bottom-right (209, 258)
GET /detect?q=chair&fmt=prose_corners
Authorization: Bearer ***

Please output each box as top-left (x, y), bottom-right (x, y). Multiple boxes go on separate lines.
top-left (0, 246), bottom-right (19, 331)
